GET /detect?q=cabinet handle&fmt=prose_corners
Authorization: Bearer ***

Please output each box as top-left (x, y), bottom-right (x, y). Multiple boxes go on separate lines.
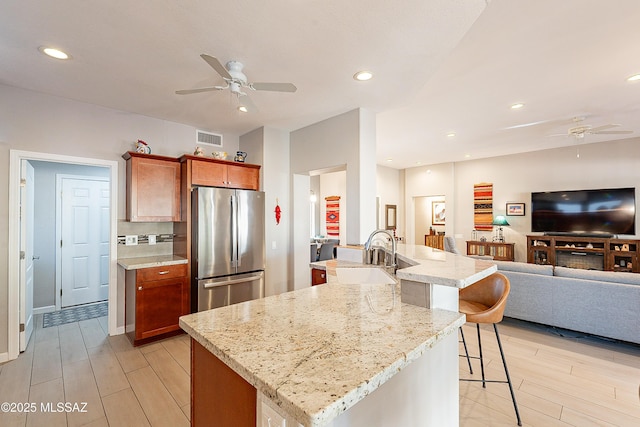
top-left (138, 286), bottom-right (143, 291)
top-left (158, 270), bottom-right (170, 275)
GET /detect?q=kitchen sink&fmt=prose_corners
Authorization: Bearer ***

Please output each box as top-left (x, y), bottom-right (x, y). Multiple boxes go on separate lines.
top-left (335, 267), bottom-right (396, 285)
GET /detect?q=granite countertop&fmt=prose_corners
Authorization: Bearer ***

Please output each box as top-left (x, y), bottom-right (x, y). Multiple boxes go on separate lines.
top-left (179, 282), bottom-right (465, 427)
top-left (313, 244), bottom-right (496, 289)
top-left (117, 254), bottom-right (187, 270)
top-left (394, 244), bottom-right (496, 287)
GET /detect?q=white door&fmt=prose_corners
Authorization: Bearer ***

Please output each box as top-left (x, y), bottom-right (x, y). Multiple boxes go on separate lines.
top-left (59, 177), bottom-right (110, 307)
top-left (19, 160), bottom-right (35, 351)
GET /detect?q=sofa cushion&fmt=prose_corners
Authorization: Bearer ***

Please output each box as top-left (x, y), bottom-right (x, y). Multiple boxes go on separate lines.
top-left (493, 260), bottom-right (554, 276)
top-left (554, 266), bottom-right (640, 286)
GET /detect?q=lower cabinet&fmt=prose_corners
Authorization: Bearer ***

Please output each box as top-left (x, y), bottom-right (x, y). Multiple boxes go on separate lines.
top-left (258, 392), bottom-right (303, 427)
top-left (311, 268), bottom-right (327, 286)
top-left (125, 263), bottom-right (189, 346)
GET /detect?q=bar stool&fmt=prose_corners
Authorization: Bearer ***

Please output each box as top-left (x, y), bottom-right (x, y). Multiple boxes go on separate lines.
top-left (459, 272), bottom-right (522, 426)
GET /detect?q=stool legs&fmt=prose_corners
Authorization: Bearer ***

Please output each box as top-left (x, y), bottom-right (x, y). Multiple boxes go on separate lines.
top-left (460, 323), bottom-right (522, 426)
top-left (476, 323), bottom-right (486, 388)
top-left (493, 323), bottom-right (522, 426)
top-left (459, 327), bottom-right (473, 374)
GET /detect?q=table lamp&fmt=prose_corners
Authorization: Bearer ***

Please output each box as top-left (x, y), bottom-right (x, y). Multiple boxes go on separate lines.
top-left (492, 215), bottom-right (510, 242)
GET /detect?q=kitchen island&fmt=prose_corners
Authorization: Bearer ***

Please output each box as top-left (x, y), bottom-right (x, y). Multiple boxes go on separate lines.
top-left (180, 246), bottom-right (496, 427)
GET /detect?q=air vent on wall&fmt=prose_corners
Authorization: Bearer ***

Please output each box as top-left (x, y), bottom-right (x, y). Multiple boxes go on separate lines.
top-left (196, 130), bottom-right (223, 147)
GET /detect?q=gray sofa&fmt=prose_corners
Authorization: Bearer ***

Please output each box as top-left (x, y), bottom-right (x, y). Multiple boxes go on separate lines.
top-left (492, 260), bottom-right (640, 345)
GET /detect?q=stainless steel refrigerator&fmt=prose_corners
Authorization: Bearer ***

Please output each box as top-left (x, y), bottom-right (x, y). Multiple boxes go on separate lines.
top-left (192, 187), bottom-right (265, 312)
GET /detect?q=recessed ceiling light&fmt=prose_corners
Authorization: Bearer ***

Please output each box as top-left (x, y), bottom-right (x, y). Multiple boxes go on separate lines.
top-left (353, 71), bottom-right (373, 81)
top-left (416, 161), bottom-right (422, 165)
top-left (447, 132), bottom-right (456, 138)
top-left (627, 74), bottom-right (640, 82)
top-left (39, 46), bottom-right (71, 60)
top-left (464, 154), bottom-right (471, 158)
top-left (511, 103), bottom-right (524, 109)
top-left (386, 158), bottom-right (393, 162)
top-left (238, 105), bottom-right (248, 113)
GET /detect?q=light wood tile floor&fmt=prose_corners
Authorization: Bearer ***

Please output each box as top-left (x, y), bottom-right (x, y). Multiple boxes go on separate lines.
top-left (1, 315), bottom-right (639, 426)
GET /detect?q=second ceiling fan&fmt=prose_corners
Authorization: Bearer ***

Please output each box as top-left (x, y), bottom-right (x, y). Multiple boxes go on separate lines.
top-left (176, 54), bottom-right (297, 112)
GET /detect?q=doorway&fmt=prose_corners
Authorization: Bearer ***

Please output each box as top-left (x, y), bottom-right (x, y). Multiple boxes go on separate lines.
top-left (414, 195), bottom-right (446, 245)
top-left (57, 174), bottom-right (110, 308)
top-left (8, 150), bottom-right (118, 361)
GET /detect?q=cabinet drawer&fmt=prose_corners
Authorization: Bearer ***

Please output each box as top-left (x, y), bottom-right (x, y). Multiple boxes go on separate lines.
top-left (137, 263), bottom-right (187, 283)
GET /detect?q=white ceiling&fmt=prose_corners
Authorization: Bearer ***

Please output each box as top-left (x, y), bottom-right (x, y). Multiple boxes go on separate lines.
top-left (2, 0), bottom-right (639, 169)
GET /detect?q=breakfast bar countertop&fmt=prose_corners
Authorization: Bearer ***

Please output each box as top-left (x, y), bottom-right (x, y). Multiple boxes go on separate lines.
top-left (394, 244), bottom-right (497, 288)
top-left (179, 281), bottom-right (465, 427)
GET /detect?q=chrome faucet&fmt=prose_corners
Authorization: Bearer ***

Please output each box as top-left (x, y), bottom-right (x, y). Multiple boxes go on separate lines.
top-left (364, 229), bottom-right (397, 273)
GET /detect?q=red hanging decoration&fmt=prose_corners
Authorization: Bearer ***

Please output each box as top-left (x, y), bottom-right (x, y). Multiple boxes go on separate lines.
top-left (275, 198), bottom-right (281, 225)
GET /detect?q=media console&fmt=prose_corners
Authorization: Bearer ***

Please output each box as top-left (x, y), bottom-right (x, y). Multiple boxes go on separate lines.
top-left (527, 235), bottom-right (639, 273)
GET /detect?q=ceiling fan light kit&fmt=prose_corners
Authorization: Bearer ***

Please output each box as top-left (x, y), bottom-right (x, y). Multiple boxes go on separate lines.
top-left (176, 54), bottom-right (297, 112)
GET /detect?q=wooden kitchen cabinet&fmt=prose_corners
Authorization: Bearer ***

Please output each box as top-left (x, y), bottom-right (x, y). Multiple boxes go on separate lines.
top-left (311, 268), bottom-right (327, 285)
top-left (123, 151), bottom-right (181, 221)
top-left (187, 155), bottom-right (260, 190)
top-left (125, 263), bottom-right (189, 346)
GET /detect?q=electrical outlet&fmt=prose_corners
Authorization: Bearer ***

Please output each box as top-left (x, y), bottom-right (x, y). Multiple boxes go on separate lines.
top-left (125, 235), bottom-right (138, 246)
top-left (148, 234), bottom-right (157, 245)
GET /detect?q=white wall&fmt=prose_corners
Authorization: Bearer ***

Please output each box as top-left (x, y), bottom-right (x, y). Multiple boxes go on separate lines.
top-left (405, 137), bottom-right (640, 261)
top-left (404, 162), bottom-right (456, 245)
top-left (31, 161), bottom-right (110, 309)
top-left (290, 108), bottom-right (377, 245)
top-left (376, 165), bottom-right (404, 237)
top-left (0, 83), bottom-right (240, 355)
top-left (240, 126), bottom-right (291, 295)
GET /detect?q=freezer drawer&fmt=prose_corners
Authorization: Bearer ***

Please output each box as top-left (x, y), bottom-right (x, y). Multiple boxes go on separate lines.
top-left (197, 271), bottom-right (264, 312)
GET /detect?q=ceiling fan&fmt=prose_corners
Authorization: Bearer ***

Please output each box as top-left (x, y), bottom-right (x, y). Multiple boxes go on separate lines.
top-left (548, 117), bottom-right (633, 139)
top-left (175, 54), bottom-right (297, 112)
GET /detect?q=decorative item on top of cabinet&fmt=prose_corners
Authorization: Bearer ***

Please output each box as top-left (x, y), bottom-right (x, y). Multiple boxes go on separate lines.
top-left (125, 263), bottom-right (189, 346)
top-left (180, 154), bottom-right (260, 190)
top-left (123, 151), bottom-right (181, 222)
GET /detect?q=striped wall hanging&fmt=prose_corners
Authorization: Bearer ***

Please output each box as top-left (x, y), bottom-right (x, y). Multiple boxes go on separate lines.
top-left (325, 196), bottom-right (341, 237)
top-left (473, 183), bottom-right (493, 231)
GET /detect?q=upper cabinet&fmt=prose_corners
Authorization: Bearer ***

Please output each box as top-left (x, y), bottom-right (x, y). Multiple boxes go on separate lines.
top-left (123, 151), bottom-right (181, 222)
top-left (183, 155), bottom-right (260, 190)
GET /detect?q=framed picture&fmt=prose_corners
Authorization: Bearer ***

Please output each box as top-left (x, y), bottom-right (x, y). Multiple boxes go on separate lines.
top-left (432, 201), bottom-right (445, 225)
top-left (506, 202), bottom-right (525, 216)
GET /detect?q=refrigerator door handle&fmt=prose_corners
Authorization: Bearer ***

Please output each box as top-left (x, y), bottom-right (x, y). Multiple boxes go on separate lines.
top-left (231, 194), bottom-right (238, 268)
top-left (202, 274), bottom-right (264, 288)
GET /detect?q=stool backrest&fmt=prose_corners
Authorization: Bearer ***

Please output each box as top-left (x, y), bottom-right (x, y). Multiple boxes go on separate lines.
top-left (459, 272), bottom-right (510, 323)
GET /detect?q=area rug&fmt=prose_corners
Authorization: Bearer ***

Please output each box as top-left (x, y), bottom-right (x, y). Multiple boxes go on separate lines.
top-left (473, 183), bottom-right (493, 231)
top-left (325, 196), bottom-right (341, 237)
top-left (43, 302), bottom-right (108, 328)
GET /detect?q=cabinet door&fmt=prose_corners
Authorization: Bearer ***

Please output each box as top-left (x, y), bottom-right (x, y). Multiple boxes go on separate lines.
top-left (192, 160), bottom-right (227, 187)
top-left (260, 401), bottom-right (287, 427)
top-left (227, 165), bottom-right (260, 190)
top-left (136, 276), bottom-right (188, 339)
top-left (311, 268), bottom-right (326, 286)
top-left (127, 156), bottom-right (180, 221)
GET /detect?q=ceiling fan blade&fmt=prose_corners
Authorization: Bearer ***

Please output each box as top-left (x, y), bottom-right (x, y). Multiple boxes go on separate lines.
top-left (200, 54), bottom-right (232, 80)
top-left (250, 82), bottom-right (297, 92)
top-left (175, 87), bottom-right (218, 95)
top-left (238, 94), bottom-right (258, 113)
top-left (592, 130), bottom-right (633, 135)
top-left (588, 124), bottom-right (620, 133)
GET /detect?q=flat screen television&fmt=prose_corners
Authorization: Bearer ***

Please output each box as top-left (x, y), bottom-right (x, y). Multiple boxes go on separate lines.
top-left (531, 188), bottom-right (636, 235)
